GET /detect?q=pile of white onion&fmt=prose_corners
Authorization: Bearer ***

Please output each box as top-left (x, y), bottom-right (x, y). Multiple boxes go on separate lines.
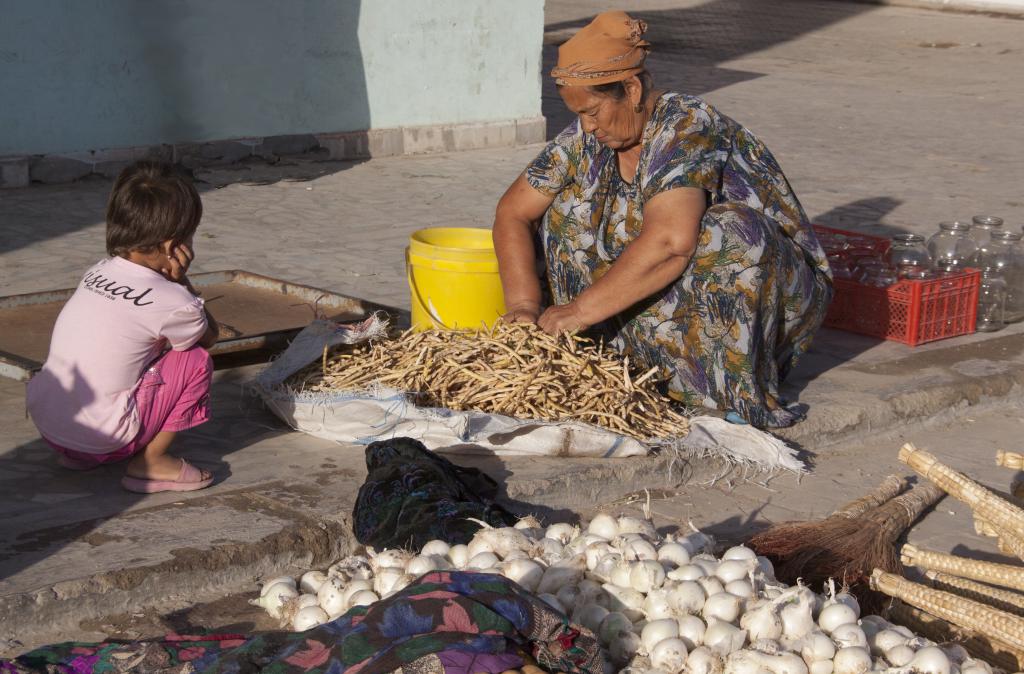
top-left (251, 514), bottom-right (998, 674)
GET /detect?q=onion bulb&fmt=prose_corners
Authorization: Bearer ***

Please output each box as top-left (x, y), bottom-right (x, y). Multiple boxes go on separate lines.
top-left (832, 647), bottom-right (872, 674)
top-left (292, 605), bottom-right (329, 631)
top-left (703, 592), bottom-right (742, 624)
top-left (715, 559), bottom-right (753, 584)
top-left (740, 600), bottom-right (782, 641)
top-left (722, 545), bottom-right (757, 562)
top-left (800, 632), bottom-right (836, 665)
top-left (830, 623), bottom-right (867, 649)
top-left (340, 579), bottom-right (373, 608)
top-left (466, 551), bottom-right (500, 570)
top-left (887, 645), bottom-right (915, 667)
top-left (651, 638), bottom-right (689, 673)
top-left (315, 577), bottom-right (346, 617)
top-left (599, 611), bottom-right (634, 646)
top-left (298, 571), bottom-right (327, 595)
top-left (818, 603), bottom-right (858, 635)
top-left (406, 554), bottom-right (443, 576)
top-left (643, 588), bottom-right (675, 620)
top-left (641, 619), bottom-right (680, 653)
top-left (420, 540), bottom-right (450, 558)
top-left (668, 564), bottom-right (707, 581)
top-left (252, 581), bottom-right (298, 619)
top-left (658, 542), bottom-right (692, 568)
top-left (687, 646), bottom-right (725, 674)
top-left (514, 514), bottom-right (543, 530)
top-left (545, 522), bottom-right (577, 544)
top-left (448, 544), bottom-right (470, 569)
top-left (347, 589), bottom-right (378, 607)
top-left (617, 515), bottom-right (658, 539)
top-left (575, 602), bottom-right (610, 633)
top-left (536, 555), bottom-right (585, 595)
top-left (669, 580), bottom-right (706, 615)
top-left (904, 647), bottom-right (952, 674)
top-left (537, 592), bottom-right (564, 613)
top-left (677, 614), bottom-right (707, 649)
top-left (610, 630), bottom-right (643, 666)
top-left (704, 618), bottom-right (745, 655)
top-left (589, 513), bottom-right (620, 540)
top-left (501, 558), bottom-right (543, 592)
top-left (630, 560), bottom-right (667, 593)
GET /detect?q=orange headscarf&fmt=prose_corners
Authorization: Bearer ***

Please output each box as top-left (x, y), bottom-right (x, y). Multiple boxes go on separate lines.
top-left (550, 11), bottom-right (650, 86)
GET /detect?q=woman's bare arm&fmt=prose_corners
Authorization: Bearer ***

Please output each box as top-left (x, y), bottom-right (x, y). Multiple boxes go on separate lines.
top-left (492, 173), bottom-right (556, 323)
top-left (538, 186), bottom-right (706, 333)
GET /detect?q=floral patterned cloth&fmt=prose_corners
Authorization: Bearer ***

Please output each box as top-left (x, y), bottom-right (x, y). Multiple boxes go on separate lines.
top-left (526, 93), bottom-right (832, 428)
top-left (1, 572), bottom-right (603, 674)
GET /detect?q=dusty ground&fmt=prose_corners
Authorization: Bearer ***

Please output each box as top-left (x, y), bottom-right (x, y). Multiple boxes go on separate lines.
top-left (2, 0), bottom-right (1024, 657)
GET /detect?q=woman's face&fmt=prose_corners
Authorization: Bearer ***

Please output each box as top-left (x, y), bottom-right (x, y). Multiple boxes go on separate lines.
top-left (559, 83), bottom-right (645, 150)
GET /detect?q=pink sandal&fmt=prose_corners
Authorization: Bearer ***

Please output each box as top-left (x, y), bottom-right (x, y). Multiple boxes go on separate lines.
top-left (121, 459), bottom-right (214, 494)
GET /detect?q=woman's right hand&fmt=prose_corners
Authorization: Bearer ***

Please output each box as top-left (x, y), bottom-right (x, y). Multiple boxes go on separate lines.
top-left (501, 302), bottom-right (541, 325)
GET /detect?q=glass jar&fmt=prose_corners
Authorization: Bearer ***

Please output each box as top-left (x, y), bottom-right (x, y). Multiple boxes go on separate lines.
top-left (988, 230), bottom-right (1024, 323)
top-left (976, 270), bottom-right (1007, 332)
top-left (927, 221), bottom-right (977, 273)
top-left (969, 215), bottom-right (1004, 256)
top-left (888, 234), bottom-right (931, 271)
top-left (856, 259), bottom-right (897, 287)
top-left (826, 253), bottom-right (854, 281)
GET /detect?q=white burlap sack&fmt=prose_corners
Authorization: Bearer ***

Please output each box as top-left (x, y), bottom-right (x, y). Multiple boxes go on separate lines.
top-left (253, 317), bottom-right (804, 470)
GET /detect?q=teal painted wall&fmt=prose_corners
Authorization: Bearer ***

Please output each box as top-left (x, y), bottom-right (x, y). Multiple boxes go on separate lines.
top-left (0, 1), bottom-right (543, 156)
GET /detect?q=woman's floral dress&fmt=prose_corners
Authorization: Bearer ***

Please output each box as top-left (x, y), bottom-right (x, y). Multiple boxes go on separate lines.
top-left (526, 93), bottom-right (832, 428)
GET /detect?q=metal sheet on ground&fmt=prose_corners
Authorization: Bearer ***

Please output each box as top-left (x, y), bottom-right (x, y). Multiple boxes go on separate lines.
top-left (0, 270), bottom-right (405, 381)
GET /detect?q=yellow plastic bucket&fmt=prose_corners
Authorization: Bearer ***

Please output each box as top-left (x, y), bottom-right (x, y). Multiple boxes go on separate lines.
top-left (406, 227), bottom-right (506, 331)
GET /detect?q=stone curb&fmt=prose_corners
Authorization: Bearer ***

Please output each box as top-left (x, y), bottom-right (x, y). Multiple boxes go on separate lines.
top-left (0, 483), bottom-right (357, 656)
top-left (850, 0), bottom-right (1024, 16)
top-left (0, 116), bottom-right (547, 188)
top-left (777, 335), bottom-right (1024, 450)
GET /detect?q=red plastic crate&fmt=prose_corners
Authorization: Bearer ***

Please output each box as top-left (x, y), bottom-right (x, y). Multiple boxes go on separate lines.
top-left (814, 225), bottom-right (981, 346)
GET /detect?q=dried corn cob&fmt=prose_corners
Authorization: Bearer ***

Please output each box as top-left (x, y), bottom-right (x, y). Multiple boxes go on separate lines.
top-left (901, 543), bottom-right (1024, 592)
top-left (871, 569), bottom-right (1024, 651)
top-left (888, 602), bottom-right (1024, 672)
top-left (288, 322), bottom-right (690, 441)
top-left (997, 450), bottom-right (1024, 470)
top-left (899, 443), bottom-right (1024, 549)
top-left (926, 570), bottom-right (1024, 617)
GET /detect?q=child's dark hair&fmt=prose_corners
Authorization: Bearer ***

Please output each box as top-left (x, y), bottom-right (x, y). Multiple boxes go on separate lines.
top-left (106, 160), bottom-right (202, 257)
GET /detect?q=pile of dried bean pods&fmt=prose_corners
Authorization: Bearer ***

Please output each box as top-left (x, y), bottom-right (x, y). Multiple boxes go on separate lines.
top-left (287, 321), bottom-right (689, 440)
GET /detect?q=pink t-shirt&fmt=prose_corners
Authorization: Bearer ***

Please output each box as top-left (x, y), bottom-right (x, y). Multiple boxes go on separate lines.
top-left (27, 257), bottom-right (208, 453)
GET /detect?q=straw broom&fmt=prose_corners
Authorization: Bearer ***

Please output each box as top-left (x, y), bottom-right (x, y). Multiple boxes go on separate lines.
top-left (748, 476), bottom-right (943, 613)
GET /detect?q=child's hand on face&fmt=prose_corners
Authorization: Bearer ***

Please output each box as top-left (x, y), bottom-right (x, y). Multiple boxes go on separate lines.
top-left (161, 243), bottom-right (194, 284)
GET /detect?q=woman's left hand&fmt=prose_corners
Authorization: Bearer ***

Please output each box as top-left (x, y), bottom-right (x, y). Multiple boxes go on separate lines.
top-left (538, 302), bottom-right (590, 335)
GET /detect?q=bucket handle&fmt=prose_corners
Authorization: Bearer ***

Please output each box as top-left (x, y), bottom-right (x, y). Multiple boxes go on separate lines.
top-left (405, 249), bottom-right (451, 330)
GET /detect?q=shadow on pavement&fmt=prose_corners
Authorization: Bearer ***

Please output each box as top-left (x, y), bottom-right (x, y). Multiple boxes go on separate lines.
top-left (781, 195), bottom-right (910, 408)
top-left (542, 0), bottom-right (881, 138)
top-left (0, 368), bottom-right (288, 586)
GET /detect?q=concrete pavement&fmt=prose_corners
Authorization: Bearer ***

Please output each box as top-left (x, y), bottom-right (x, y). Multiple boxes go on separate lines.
top-left (2, 0), bottom-right (1024, 656)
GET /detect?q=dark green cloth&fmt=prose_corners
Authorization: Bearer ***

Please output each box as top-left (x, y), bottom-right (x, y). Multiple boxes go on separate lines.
top-left (353, 437), bottom-right (516, 550)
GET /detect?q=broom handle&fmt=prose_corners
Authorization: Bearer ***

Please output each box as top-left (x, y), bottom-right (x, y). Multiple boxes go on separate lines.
top-left (867, 481), bottom-right (945, 540)
top-left (831, 474), bottom-right (906, 518)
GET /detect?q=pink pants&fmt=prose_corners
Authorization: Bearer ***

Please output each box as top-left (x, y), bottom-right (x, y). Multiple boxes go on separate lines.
top-left (48, 347), bottom-right (213, 468)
